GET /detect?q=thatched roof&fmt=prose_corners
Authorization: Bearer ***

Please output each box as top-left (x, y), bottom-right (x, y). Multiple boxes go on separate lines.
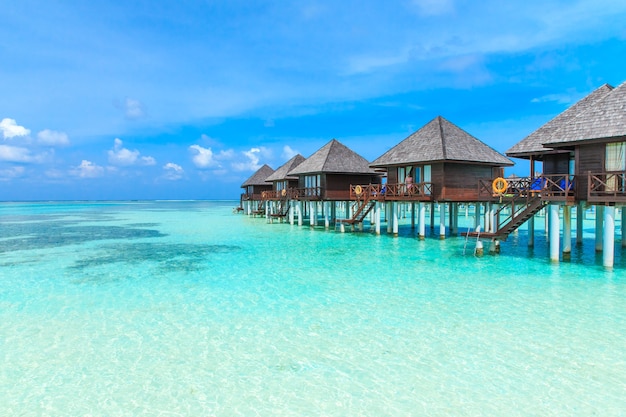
top-left (507, 84), bottom-right (614, 157)
top-left (241, 164), bottom-right (274, 187)
top-left (544, 81), bottom-right (626, 147)
top-left (288, 139), bottom-right (377, 175)
top-left (370, 116), bottom-right (513, 167)
top-left (264, 154), bottom-right (306, 182)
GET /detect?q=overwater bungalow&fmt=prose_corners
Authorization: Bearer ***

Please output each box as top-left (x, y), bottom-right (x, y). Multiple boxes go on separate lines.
top-left (262, 154), bottom-right (306, 218)
top-left (240, 164), bottom-right (274, 215)
top-left (342, 116), bottom-right (513, 238)
top-left (286, 139), bottom-right (382, 227)
top-left (503, 81), bottom-right (626, 267)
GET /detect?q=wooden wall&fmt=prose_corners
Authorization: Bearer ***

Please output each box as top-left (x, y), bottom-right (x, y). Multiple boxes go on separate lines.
top-left (575, 143), bottom-right (605, 201)
top-left (323, 173), bottom-right (381, 200)
top-left (543, 153), bottom-right (571, 175)
top-left (440, 163), bottom-right (493, 201)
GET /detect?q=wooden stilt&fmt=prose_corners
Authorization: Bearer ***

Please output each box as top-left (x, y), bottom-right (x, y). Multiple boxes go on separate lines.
top-left (549, 204), bottom-right (560, 262)
top-left (392, 202), bottom-right (399, 237)
top-left (439, 203), bottom-right (446, 239)
top-left (419, 202), bottom-right (426, 240)
top-left (603, 206), bottom-right (615, 268)
top-left (576, 203), bottom-right (584, 245)
top-left (595, 205), bottom-right (604, 252)
top-left (563, 205), bottom-right (571, 259)
top-left (528, 215), bottom-right (535, 247)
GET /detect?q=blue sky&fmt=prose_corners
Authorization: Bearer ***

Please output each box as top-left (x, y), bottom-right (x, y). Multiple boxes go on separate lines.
top-left (1, 0), bottom-right (625, 201)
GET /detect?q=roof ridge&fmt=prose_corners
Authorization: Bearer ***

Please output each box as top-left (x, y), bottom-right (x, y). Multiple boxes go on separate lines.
top-left (438, 116), bottom-right (447, 160)
top-left (321, 139), bottom-right (338, 172)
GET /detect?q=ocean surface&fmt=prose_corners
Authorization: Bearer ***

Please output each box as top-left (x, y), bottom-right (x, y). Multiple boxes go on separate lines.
top-left (1, 200), bottom-right (625, 416)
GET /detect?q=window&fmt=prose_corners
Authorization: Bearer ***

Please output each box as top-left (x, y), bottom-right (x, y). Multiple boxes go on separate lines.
top-left (606, 142), bottom-right (626, 192)
top-left (304, 175), bottom-right (321, 197)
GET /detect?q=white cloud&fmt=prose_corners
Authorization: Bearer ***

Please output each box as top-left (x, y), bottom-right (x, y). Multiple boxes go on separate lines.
top-left (531, 92), bottom-right (580, 105)
top-left (71, 160), bottom-right (105, 178)
top-left (282, 145), bottom-right (299, 160)
top-left (37, 129), bottom-right (70, 146)
top-left (124, 98), bottom-right (146, 119)
top-left (232, 147), bottom-right (271, 171)
top-left (162, 162), bottom-right (184, 180)
top-left (189, 144), bottom-right (218, 168)
top-left (0, 166), bottom-right (25, 180)
top-left (1, 118), bottom-right (31, 139)
top-left (0, 145), bottom-right (34, 162)
top-left (108, 138), bottom-right (156, 166)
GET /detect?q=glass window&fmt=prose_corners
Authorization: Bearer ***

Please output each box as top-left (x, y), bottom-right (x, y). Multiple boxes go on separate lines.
top-left (606, 142), bottom-right (626, 192)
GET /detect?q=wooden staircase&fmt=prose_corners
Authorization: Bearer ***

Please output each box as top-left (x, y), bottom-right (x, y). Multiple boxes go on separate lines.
top-left (471, 194), bottom-right (546, 240)
top-left (338, 195), bottom-right (376, 226)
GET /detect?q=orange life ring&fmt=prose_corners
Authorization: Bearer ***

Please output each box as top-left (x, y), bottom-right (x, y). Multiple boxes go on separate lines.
top-left (492, 177), bottom-right (508, 195)
top-left (261, 191), bottom-right (267, 198)
top-left (354, 185), bottom-right (363, 195)
top-left (281, 189), bottom-right (287, 197)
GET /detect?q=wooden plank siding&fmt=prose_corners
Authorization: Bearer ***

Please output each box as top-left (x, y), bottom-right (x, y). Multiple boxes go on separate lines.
top-left (576, 143), bottom-right (605, 201)
top-left (439, 163), bottom-right (500, 201)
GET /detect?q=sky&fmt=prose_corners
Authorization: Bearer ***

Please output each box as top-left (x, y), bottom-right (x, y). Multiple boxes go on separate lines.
top-left (1, 0), bottom-right (625, 201)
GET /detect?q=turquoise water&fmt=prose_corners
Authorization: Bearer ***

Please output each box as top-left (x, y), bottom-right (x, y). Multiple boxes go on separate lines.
top-left (1, 201), bottom-right (625, 416)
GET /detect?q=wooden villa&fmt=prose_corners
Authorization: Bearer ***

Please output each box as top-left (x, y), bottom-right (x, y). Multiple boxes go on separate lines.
top-left (285, 139), bottom-right (382, 227)
top-left (240, 164), bottom-right (274, 215)
top-left (501, 81), bottom-right (626, 267)
top-left (340, 116), bottom-right (513, 238)
top-left (262, 154), bottom-right (306, 219)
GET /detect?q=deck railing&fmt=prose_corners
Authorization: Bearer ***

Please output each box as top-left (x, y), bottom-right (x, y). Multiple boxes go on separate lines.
top-left (478, 174), bottom-right (575, 201)
top-left (588, 171), bottom-right (626, 202)
top-left (348, 182), bottom-right (433, 200)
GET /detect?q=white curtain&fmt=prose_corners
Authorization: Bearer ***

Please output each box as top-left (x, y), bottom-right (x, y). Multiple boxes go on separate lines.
top-left (605, 142), bottom-right (626, 191)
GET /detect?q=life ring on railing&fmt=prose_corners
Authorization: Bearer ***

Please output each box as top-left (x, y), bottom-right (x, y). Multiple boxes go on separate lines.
top-left (492, 177), bottom-right (508, 195)
top-left (354, 185), bottom-right (363, 196)
top-left (261, 191), bottom-right (267, 199)
top-left (281, 189), bottom-right (287, 197)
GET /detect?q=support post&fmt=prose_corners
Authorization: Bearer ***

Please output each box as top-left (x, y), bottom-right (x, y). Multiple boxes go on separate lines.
top-left (439, 203), bottom-right (446, 239)
top-left (595, 205), bottom-right (604, 252)
top-left (576, 202), bottom-right (584, 245)
top-left (392, 202), bottom-right (399, 237)
top-left (430, 202), bottom-right (435, 230)
top-left (549, 204), bottom-right (560, 262)
top-left (603, 205), bottom-right (615, 268)
top-left (297, 201), bottom-right (303, 226)
top-left (324, 202), bottom-right (330, 229)
top-left (622, 208), bottom-right (626, 248)
top-left (419, 202), bottom-right (426, 240)
top-left (375, 202), bottom-right (381, 235)
top-left (528, 215), bottom-right (535, 247)
top-left (563, 205), bottom-right (571, 259)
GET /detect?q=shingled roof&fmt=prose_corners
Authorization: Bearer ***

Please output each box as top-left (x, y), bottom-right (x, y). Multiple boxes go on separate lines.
top-left (544, 81), bottom-right (626, 147)
top-left (265, 154), bottom-right (306, 182)
top-left (507, 84), bottom-right (614, 157)
top-left (287, 139), bottom-right (377, 175)
top-left (370, 116), bottom-right (513, 167)
top-left (241, 164), bottom-right (274, 187)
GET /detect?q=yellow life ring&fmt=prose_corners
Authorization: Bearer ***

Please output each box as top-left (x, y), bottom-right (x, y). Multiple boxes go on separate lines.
top-left (492, 177), bottom-right (508, 195)
top-left (261, 191), bottom-right (267, 198)
top-left (354, 185), bottom-right (363, 196)
top-left (281, 189), bottom-right (287, 197)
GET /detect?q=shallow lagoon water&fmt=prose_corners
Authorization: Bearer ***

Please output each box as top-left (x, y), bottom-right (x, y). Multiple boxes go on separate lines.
top-left (1, 201), bottom-right (625, 416)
